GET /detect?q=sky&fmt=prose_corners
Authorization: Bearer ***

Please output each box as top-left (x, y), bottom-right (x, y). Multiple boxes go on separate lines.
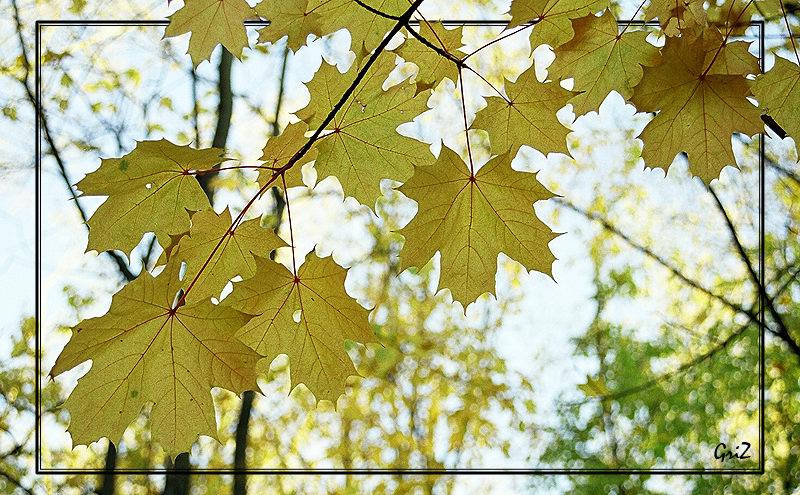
top-left (0, 0), bottom-right (775, 491)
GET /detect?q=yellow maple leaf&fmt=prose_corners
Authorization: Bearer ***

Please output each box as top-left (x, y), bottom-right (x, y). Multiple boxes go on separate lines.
top-left (50, 260), bottom-right (262, 456)
top-left (752, 55), bottom-right (800, 155)
top-left (398, 146), bottom-right (558, 306)
top-left (227, 254), bottom-right (376, 403)
top-left (310, 0), bottom-right (408, 59)
top-left (644, 0), bottom-right (706, 37)
top-left (549, 11), bottom-right (661, 115)
top-left (77, 140), bottom-right (224, 255)
top-left (395, 21), bottom-right (464, 86)
top-left (296, 60), bottom-right (432, 207)
top-left (168, 208), bottom-right (285, 303)
top-left (473, 65), bottom-right (573, 156)
top-left (257, 121), bottom-right (317, 191)
top-left (508, 0), bottom-right (609, 49)
top-left (165, 0), bottom-right (255, 66)
top-left (630, 34), bottom-right (762, 183)
top-left (255, 0), bottom-right (322, 51)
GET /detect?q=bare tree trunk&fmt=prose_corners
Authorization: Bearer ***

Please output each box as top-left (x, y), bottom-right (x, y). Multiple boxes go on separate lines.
top-left (163, 47), bottom-right (235, 495)
top-left (197, 48), bottom-right (234, 201)
top-left (232, 390), bottom-right (255, 495)
top-left (231, 45), bottom-right (290, 495)
top-left (162, 454), bottom-right (191, 495)
top-left (96, 443), bottom-right (117, 495)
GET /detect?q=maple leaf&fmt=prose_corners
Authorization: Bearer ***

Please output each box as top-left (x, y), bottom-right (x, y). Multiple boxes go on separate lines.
top-left (752, 56), bottom-right (800, 154)
top-left (508, 0), bottom-right (610, 49)
top-left (167, 208), bottom-right (285, 303)
top-left (77, 140), bottom-right (224, 255)
top-left (311, 0), bottom-right (408, 58)
top-left (255, 0), bottom-right (322, 51)
top-left (473, 66), bottom-right (573, 157)
top-left (165, 0), bottom-right (255, 66)
top-left (50, 259), bottom-right (262, 456)
top-left (397, 146), bottom-right (558, 306)
top-left (702, 37), bottom-right (759, 76)
top-left (296, 60), bottom-right (432, 207)
top-left (257, 121), bottom-right (317, 191)
top-left (706, 0), bottom-right (753, 36)
top-left (395, 21), bottom-right (464, 86)
top-left (549, 11), bottom-right (661, 115)
top-left (227, 254), bottom-right (376, 402)
top-left (644, 0), bottom-right (706, 37)
top-left (630, 34), bottom-right (763, 183)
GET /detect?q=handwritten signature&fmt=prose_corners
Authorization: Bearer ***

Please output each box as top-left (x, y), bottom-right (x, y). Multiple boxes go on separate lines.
top-left (714, 442), bottom-right (752, 462)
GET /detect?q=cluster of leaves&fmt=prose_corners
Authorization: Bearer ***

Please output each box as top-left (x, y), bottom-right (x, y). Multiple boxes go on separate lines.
top-left (52, 0), bottom-right (800, 456)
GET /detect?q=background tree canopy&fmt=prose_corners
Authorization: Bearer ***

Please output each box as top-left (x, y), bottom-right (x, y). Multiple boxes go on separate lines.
top-left (1, 0), bottom-right (800, 493)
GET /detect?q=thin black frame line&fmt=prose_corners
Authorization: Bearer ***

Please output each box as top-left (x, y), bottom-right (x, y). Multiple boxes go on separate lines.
top-left (34, 14), bottom-right (42, 477)
top-left (757, 18), bottom-right (766, 475)
top-left (36, 468), bottom-right (763, 475)
top-left (34, 18), bottom-right (766, 475)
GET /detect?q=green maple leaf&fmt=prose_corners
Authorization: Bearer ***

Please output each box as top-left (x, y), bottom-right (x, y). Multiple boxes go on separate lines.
top-left (50, 260), bottom-right (262, 456)
top-left (227, 254), bottom-right (376, 403)
top-left (549, 11), bottom-right (661, 115)
top-left (257, 121), bottom-right (317, 191)
top-left (395, 21), bottom-right (464, 86)
top-left (630, 34), bottom-right (762, 183)
top-left (165, 0), bottom-right (255, 66)
top-left (77, 140), bottom-right (224, 255)
top-left (473, 66), bottom-right (573, 156)
top-left (508, 0), bottom-right (609, 49)
top-left (752, 56), bottom-right (800, 155)
top-left (255, 0), bottom-right (322, 51)
top-left (167, 208), bottom-right (285, 303)
top-left (397, 146), bottom-right (558, 306)
top-left (296, 59), bottom-right (432, 207)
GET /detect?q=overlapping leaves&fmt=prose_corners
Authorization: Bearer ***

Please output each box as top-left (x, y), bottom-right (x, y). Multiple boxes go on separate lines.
top-left (56, 0), bottom-right (800, 456)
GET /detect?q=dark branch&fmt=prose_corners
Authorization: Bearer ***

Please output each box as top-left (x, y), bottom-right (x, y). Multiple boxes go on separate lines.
top-left (763, 114), bottom-right (788, 139)
top-left (570, 321), bottom-right (752, 405)
top-left (11, 0), bottom-right (135, 282)
top-left (555, 197), bottom-right (762, 325)
top-left (708, 186), bottom-right (800, 361)
top-left (353, 0), bottom-right (401, 20)
top-left (403, 23), bottom-right (463, 67)
top-left (197, 48), bottom-right (234, 202)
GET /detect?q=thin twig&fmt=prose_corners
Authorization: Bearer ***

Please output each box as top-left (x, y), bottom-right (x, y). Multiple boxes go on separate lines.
top-left (174, 0), bottom-right (428, 307)
top-left (555, 197), bottom-right (762, 325)
top-left (708, 185), bottom-right (800, 360)
top-left (11, 0), bottom-right (135, 282)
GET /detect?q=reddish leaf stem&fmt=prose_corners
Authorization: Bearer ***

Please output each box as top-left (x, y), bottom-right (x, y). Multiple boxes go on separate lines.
top-left (173, 0), bottom-right (428, 307)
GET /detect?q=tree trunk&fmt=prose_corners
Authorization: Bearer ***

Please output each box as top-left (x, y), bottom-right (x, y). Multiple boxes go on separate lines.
top-left (162, 454), bottom-right (191, 495)
top-left (96, 442), bottom-right (117, 495)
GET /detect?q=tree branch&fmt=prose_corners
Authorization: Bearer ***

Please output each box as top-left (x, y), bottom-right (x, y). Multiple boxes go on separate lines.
top-left (197, 48), bottom-right (234, 202)
top-left (571, 320), bottom-right (752, 405)
top-left (174, 0), bottom-right (428, 307)
top-left (554, 197), bottom-right (762, 325)
top-left (353, 0), bottom-right (401, 20)
top-left (403, 23), bottom-right (463, 67)
top-left (11, 0), bottom-right (135, 282)
top-left (708, 185), bottom-right (800, 361)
